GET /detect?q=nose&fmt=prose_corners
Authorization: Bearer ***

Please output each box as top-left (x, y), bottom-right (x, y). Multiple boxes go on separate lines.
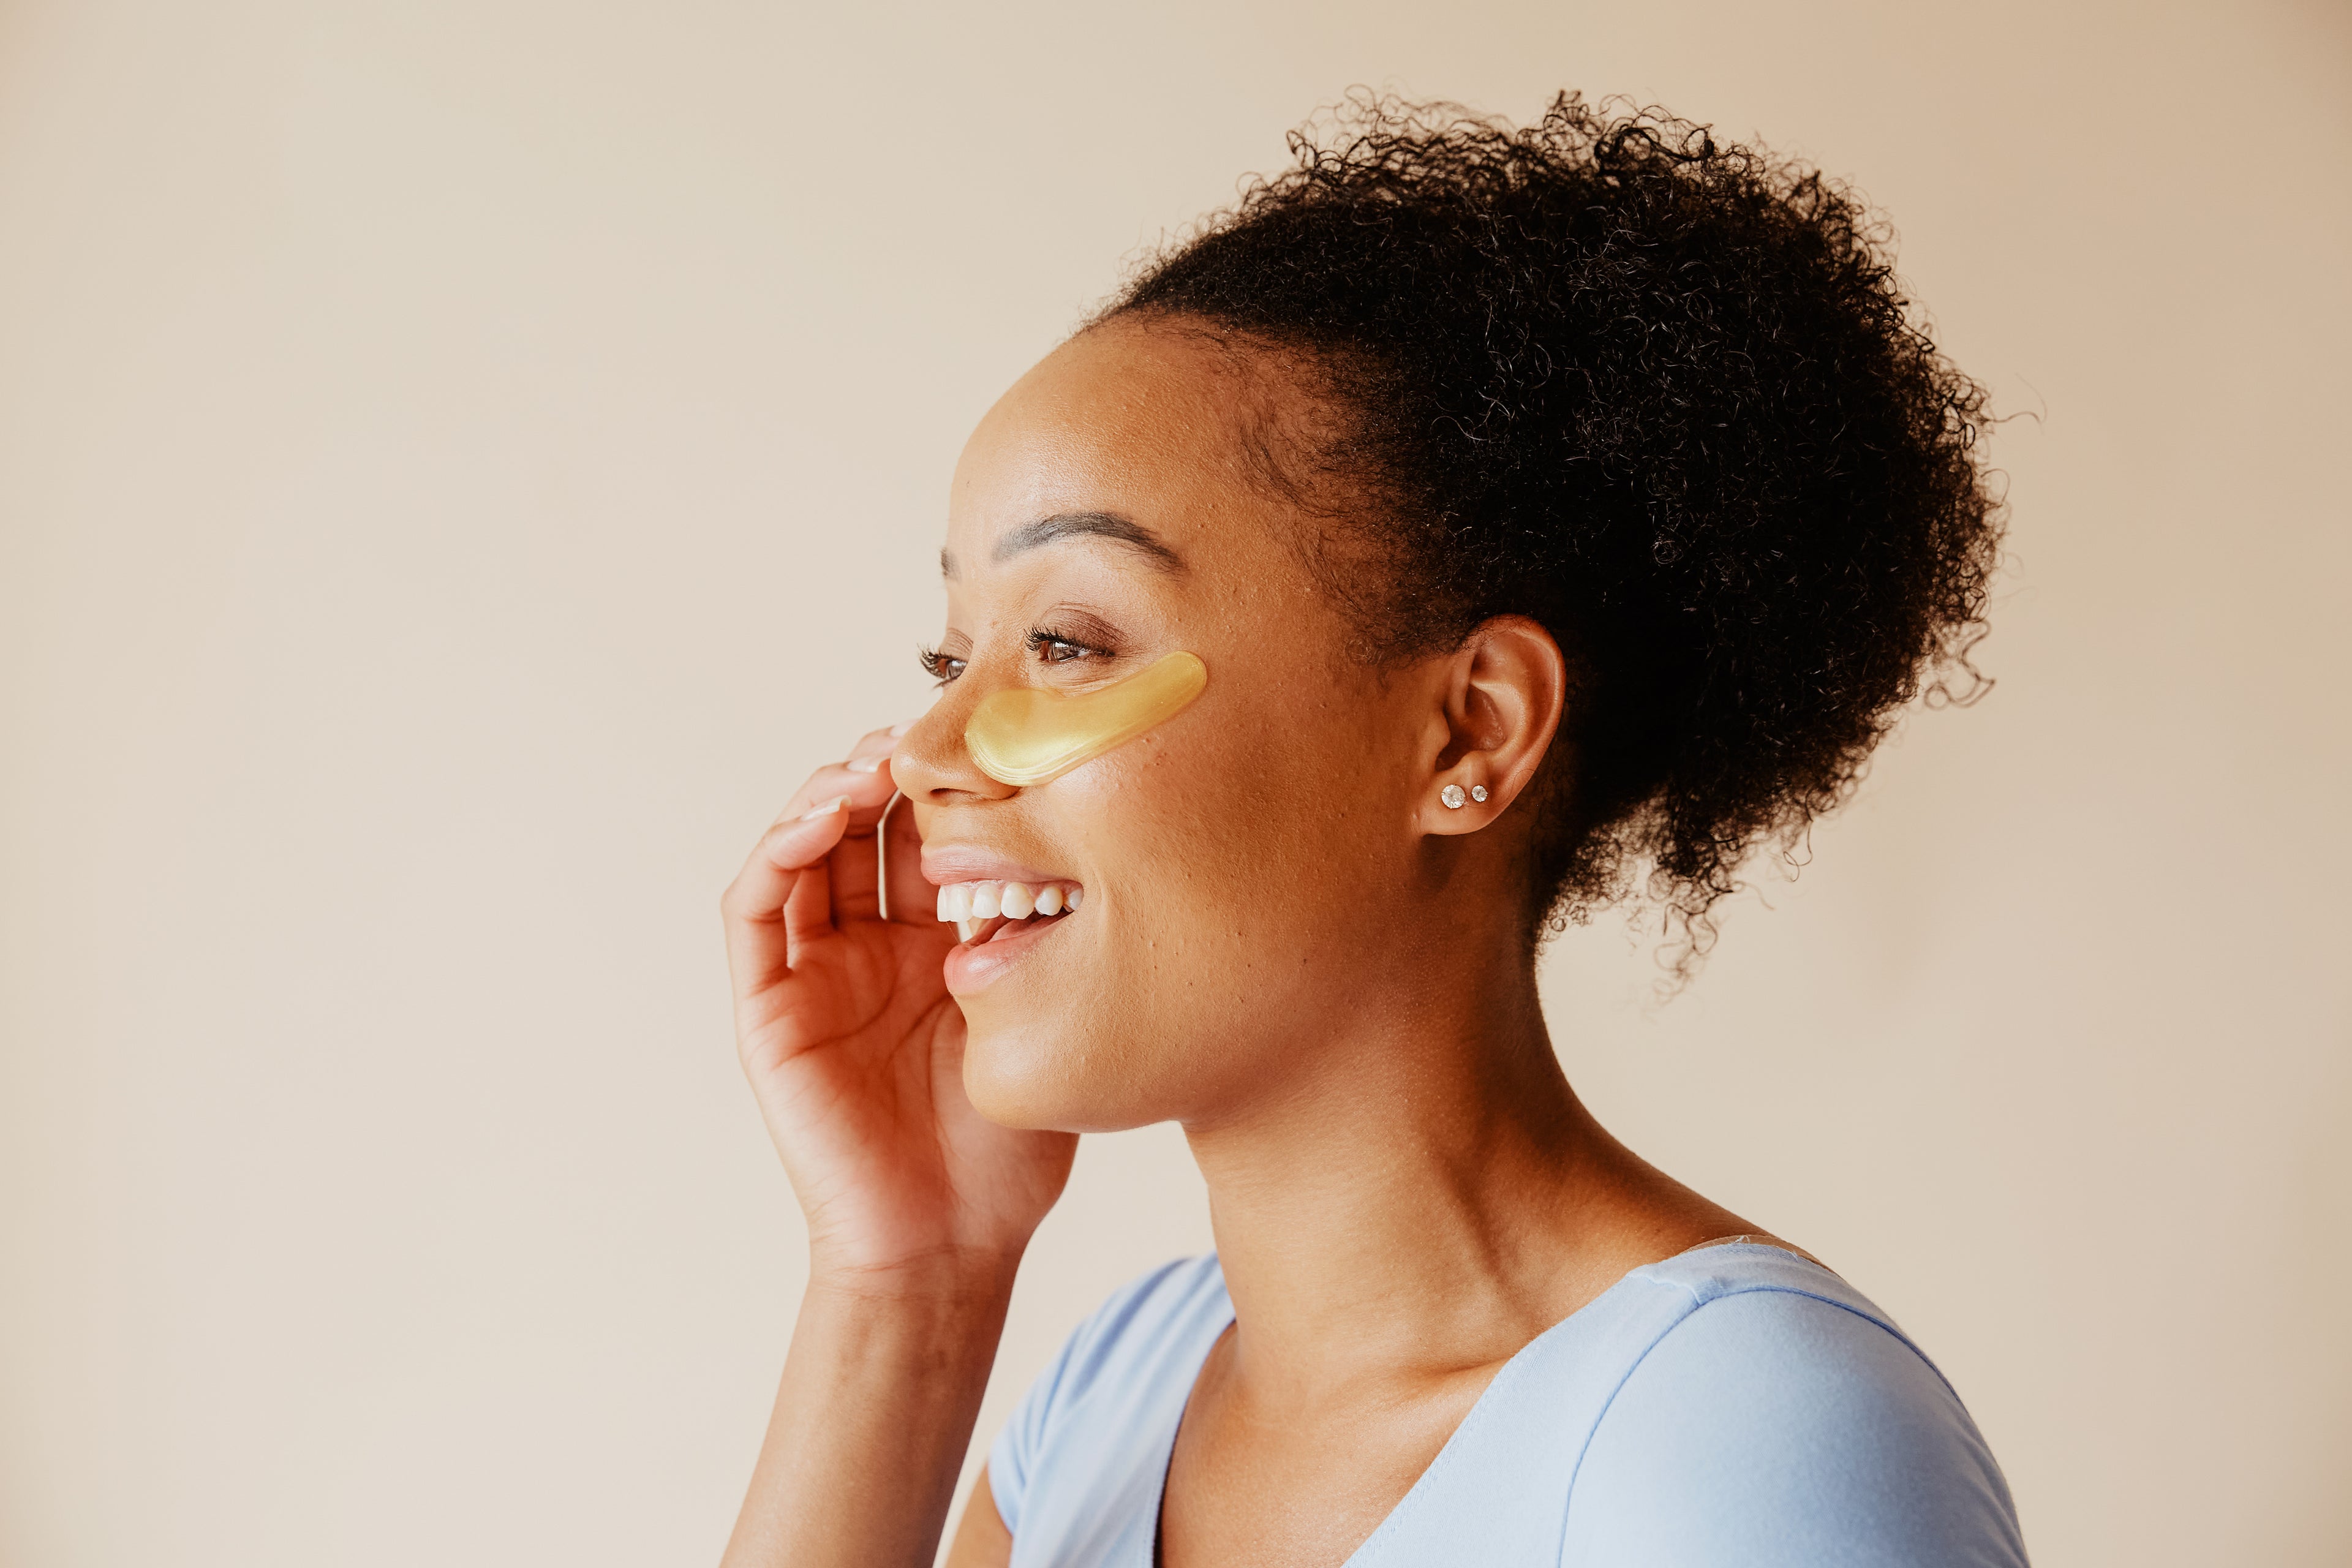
top-left (891, 678), bottom-right (1017, 808)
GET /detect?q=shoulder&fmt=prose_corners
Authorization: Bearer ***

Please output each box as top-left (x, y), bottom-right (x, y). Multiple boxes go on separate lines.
top-left (1561, 1248), bottom-right (2027, 1567)
top-left (988, 1255), bottom-right (1229, 1537)
top-left (1023, 1252), bottom-right (1230, 1414)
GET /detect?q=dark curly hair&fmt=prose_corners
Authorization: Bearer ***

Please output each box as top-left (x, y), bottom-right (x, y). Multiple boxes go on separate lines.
top-left (1103, 92), bottom-right (2001, 965)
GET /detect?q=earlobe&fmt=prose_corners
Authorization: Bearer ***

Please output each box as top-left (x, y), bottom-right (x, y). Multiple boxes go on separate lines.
top-left (1419, 615), bottom-right (1565, 837)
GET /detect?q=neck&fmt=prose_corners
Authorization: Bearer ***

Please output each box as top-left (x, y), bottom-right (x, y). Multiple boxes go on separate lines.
top-left (1181, 946), bottom-right (1735, 1404)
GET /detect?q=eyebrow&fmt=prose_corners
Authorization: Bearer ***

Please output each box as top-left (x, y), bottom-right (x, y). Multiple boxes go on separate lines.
top-left (938, 510), bottom-right (1185, 579)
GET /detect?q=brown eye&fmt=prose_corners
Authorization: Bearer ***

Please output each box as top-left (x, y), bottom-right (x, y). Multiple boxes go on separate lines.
top-left (918, 647), bottom-right (967, 684)
top-left (1026, 626), bottom-right (1110, 665)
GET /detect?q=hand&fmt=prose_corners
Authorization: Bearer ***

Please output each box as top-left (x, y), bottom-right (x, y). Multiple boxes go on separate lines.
top-left (722, 726), bottom-right (1077, 1287)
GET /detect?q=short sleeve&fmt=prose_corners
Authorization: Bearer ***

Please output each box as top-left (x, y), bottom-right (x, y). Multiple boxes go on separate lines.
top-left (986, 1256), bottom-right (1225, 1540)
top-left (987, 1317), bottom-right (1080, 1537)
top-left (1559, 1289), bottom-right (2027, 1567)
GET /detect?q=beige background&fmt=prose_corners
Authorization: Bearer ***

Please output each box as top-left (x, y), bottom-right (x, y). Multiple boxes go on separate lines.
top-left (3, 1), bottom-right (2347, 1563)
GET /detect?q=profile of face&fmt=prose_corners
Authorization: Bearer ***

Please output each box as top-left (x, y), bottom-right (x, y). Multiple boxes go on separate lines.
top-left (892, 320), bottom-right (1561, 1134)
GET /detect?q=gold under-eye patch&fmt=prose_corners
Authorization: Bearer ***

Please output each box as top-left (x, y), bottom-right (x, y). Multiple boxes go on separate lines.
top-left (965, 651), bottom-right (1208, 786)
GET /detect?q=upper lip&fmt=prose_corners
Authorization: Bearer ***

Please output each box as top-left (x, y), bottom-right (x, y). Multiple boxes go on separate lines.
top-left (919, 845), bottom-right (1075, 887)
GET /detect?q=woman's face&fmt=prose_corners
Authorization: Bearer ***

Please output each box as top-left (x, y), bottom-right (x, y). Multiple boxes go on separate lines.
top-left (894, 322), bottom-right (1458, 1133)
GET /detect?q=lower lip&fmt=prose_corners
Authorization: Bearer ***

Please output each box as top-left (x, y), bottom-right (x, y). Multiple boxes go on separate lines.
top-left (941, 910), bottom-right (1074, 995)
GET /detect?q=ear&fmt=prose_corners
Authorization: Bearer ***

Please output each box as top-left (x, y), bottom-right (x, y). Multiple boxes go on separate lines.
top-left (1412, 615), bottom-right (1566, 838)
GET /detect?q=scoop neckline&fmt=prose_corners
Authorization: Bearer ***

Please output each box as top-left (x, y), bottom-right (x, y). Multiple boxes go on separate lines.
top-left (1143, 1242), bottom-right (1823, 1568)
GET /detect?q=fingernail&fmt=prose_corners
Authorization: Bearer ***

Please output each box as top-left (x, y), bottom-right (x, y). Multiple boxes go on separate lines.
top-left (799, 796), bottom-right (850, 821)
top-left (845, 755), bottom-right (884, 773)
top-left (889, 720), bottom-right (914, 736)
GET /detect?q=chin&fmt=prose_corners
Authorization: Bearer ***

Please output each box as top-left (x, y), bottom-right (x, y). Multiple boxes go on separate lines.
top-left (957, 1008), bottom-right (1175, 1134)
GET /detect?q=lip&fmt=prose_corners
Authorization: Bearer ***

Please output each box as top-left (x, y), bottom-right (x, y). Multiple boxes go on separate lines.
top-left (921, 845), bottom-right (1074, 888)
top-left (941, 903), bottom-right (1072, 995)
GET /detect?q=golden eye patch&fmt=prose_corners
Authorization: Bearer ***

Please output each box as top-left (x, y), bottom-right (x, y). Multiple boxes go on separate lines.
top-left (965, 651), bottom-right (1208, 787)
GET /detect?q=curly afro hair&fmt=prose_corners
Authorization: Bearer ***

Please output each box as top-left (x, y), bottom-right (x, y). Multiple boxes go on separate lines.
top-left (1105, 92), bottom-right (2002, 964)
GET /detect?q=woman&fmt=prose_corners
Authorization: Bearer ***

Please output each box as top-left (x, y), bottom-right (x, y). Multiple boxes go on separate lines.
top-left (720, 96), bottom-right (2024, 1567)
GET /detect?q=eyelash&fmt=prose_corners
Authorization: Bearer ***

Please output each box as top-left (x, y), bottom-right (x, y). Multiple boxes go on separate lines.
top-left (1026, 626), bottom-right (1112, 664)
top-left (917, 627), bottom-right (1113, 687)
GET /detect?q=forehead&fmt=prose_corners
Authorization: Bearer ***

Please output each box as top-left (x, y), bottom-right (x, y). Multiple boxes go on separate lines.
top-left (943, 322), bottom-right (1305, 588)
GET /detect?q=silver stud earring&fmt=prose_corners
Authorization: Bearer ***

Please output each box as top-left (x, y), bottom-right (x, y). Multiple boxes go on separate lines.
top-left (1471, 785), bottom-right (1488, 803)
top-left (1441, 783), bottom-right (1467, 809)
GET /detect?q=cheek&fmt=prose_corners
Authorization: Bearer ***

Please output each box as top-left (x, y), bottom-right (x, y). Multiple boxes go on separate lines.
top-left (975, 706), bottom-right (1405, 1112)
top-left (1069, 695), bottom-right (1360, 941)
top-left (1103, 679), bottom-right (1419, 997)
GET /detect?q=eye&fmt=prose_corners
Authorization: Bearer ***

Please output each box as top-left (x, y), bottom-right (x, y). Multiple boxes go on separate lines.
top-left (1026, 627), bottom-right (1110, 665)
top-left (917, 646), bottom-right (967, 685)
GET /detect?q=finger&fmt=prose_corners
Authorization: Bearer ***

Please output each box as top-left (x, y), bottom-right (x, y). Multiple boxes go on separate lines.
top-left (826, 763), bottom-right (899, 928)
top-left (805, 718), bottom-right (914, 802)
top-left (722, 799), bottom-right (852, 992)
top-left (783, 811), bottom-right (842, 949)
top-left (842, 720), bottom-right (910, 771)
top-left (881, 781), bottom-right (934, 927)
top-left (772, 760), bottom-right (898, 826)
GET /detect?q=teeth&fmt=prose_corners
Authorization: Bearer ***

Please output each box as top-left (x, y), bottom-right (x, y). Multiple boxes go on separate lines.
top-left (932, 879), bottom-right (1084, 928)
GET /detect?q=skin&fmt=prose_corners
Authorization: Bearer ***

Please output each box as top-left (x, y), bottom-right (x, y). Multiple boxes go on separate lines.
top-left (718, 318), bottom-right (1780, 1568)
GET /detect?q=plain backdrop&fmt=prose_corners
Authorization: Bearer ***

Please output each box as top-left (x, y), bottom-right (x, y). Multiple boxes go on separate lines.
top-left (3, 1), bottom-right (2347, 1563)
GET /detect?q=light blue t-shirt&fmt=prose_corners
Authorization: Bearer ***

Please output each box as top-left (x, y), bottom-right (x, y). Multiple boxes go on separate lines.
top-left (990, 1245), bottom-right (2026, 1566)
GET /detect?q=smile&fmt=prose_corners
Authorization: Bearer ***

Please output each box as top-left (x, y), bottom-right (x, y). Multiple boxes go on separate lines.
top-left (935, 879), bottom-right (1085, 925)
top-left (935, 880), bottom-right (1082, 994)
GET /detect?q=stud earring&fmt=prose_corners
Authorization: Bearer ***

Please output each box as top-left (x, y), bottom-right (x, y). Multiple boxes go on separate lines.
top-left (1441, 783), bottom-right (1467, 809)
top-left (1471, 785), bottom-right (1488, 803)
